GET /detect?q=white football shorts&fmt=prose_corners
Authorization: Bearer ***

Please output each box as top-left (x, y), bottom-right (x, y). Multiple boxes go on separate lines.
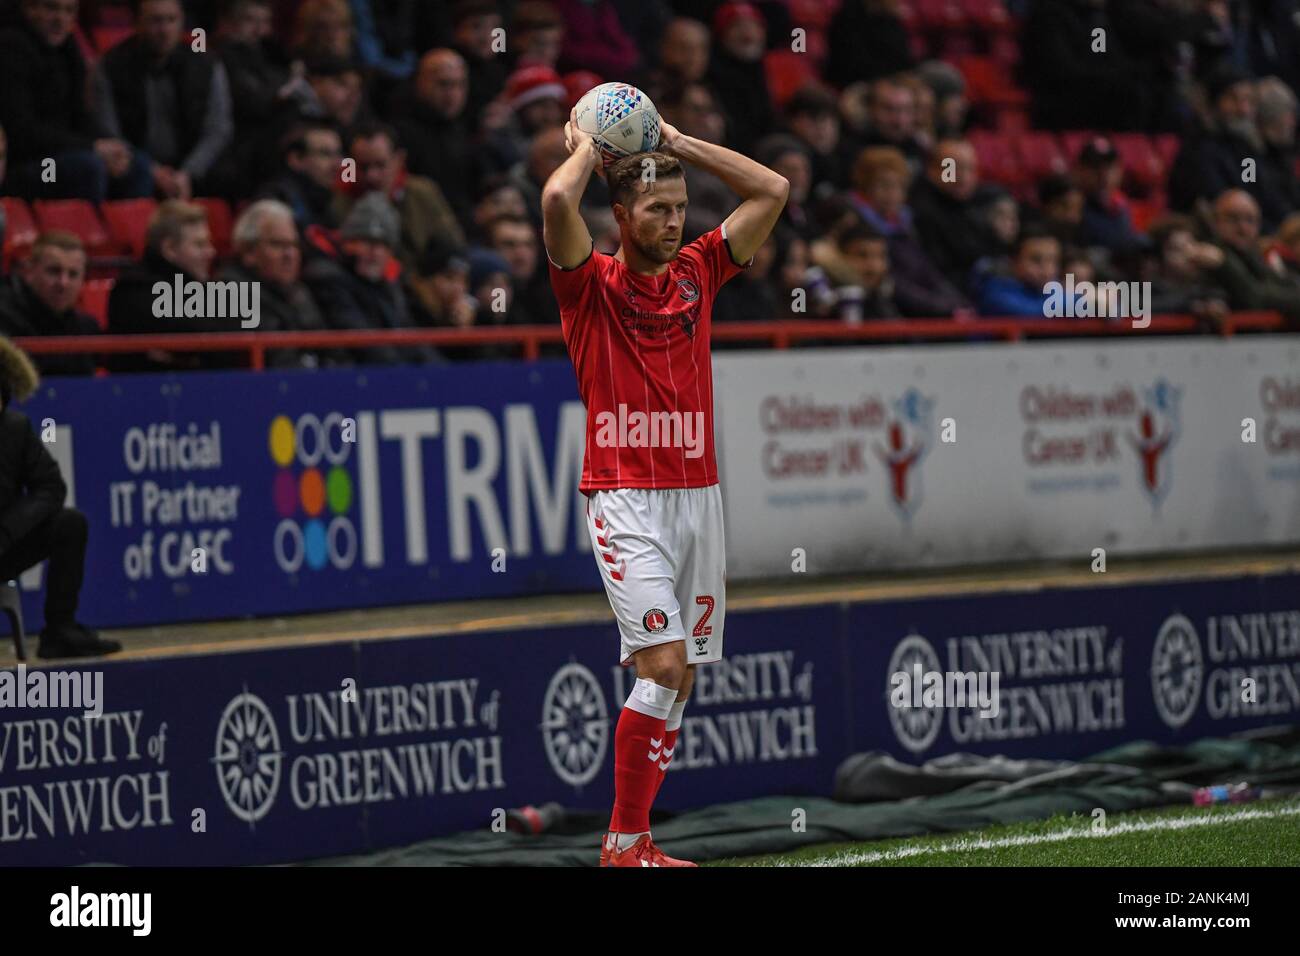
top-left (584, 485), bottom-right (726, 666)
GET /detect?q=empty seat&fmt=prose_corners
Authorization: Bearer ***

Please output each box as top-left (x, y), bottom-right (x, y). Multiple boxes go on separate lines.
top-left (31, 199), bottom-right (113, 255)
top-left (1, 197), bottom-right (39, 267)
top-left (1016, 131), bottom-right (1067, 178)
top-left (101, 198), bottom-right (158, 258)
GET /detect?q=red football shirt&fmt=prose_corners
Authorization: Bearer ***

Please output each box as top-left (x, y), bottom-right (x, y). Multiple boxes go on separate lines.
top-left (550, 223), bottom-right (749, 492)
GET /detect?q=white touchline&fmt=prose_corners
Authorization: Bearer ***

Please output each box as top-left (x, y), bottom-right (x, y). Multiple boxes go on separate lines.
top-left (766, 801), bottom-right (1300, 867)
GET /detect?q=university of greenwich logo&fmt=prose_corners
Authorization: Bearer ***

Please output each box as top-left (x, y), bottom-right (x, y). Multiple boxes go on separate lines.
top-left (541, 662), bottom-right (610, 787)
top-left (1151, 614), bottom-right (1203, 729)
top-left (212, 689), bottom-right (283, 824)
top-left (886, 633), bottom-right (944, 753)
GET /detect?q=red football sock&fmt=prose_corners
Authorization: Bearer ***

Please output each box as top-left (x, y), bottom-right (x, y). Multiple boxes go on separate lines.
top-left (609, 679), bottom-right (675, 835)
top-left (650, 700), bottom-right (685, 803)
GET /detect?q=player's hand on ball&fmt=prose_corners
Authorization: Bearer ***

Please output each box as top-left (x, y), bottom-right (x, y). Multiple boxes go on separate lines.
top-left (658, 120), bottom-right (681, 153)
top-left (565, 106), bottom-right (596, 156)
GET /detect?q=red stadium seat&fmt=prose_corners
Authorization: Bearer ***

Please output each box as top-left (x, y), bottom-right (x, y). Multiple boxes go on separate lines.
top-left (195, 197), bottom-right (234, 256)
top-left (1153, 133), bottom-right (1181, 168)
top-left (765, 51), bottom-right (818, 109)
top-left (92, 25), bottom-right (132, 54)
top-left (961, 0), bottom-right (1014, 32)
top-left (1, 197), bottom-right (39, 267)
top-left (1016, 131), bottom-right (1068, 178)
top-left (101, 198), bottom-right (158, 258)
top-left (1059, 130), bottom-right (1096, 162)
top-left (31, 200), bottom-right (113, 255)
top-left (967, 130), bottom-right (1022, 189)
top-left (954, 55), bottom-right (1025, 106)
top-left (1112, 133), bottom-right (1165, 194)
top-left (77, 278), bottom-right (115, 330)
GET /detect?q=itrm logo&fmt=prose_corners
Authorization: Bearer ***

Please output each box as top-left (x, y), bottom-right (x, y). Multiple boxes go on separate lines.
top-left (268, 412), bottom-right (358, 573)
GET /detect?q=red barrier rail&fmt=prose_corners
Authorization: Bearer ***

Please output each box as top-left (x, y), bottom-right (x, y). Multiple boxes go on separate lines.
top-left (12, 312), bottom-right (1286, 370)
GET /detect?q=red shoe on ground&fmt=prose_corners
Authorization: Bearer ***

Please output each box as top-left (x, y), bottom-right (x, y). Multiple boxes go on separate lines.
top-left (601, 834), bottom-right (697, 867)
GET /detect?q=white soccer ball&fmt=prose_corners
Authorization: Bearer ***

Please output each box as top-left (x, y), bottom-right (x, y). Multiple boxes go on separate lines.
top-left (573, 82), bottom-right (661, 168)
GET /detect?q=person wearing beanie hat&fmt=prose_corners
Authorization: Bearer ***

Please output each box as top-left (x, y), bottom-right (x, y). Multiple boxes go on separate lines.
top-left (707, 1), bottom-right (772, 155)
top-left (0, 337), bottom-right (120, 659)
top-left (302, 193), bottom-right (443, 366)
top-left (482, 65), bottom-right (568, 176)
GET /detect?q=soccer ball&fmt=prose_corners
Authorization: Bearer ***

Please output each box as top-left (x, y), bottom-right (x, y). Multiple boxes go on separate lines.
top-left (573, 82), bottom-right (661, 168)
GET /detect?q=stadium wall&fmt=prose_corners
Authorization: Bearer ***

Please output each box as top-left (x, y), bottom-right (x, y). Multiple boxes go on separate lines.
top-left (2, 567), bottom-right (1298, 864)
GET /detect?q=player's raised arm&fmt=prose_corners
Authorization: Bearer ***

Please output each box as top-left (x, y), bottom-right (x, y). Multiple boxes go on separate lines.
top-left (659, 122), bottom-right (790, 264)
top-left (541, 108), bottom-right (601, 268)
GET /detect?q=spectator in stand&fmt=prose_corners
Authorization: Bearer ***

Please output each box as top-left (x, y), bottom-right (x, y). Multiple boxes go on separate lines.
top-left (1208, 188), bottom-right (1300, 322)
top-left (784, 85), bottom-right (851, 193)
top-left (1073, 136), bottom-right (1147, 260)
top-left (1169, 66), bottom-right (1269, 218)
top-left (827, 0), bottom-right (915, 88)
top-left (848, 146), bottom-right (970, 318)
top-left (335, 122), bottom-right (464, 273)
top-left (394, 49), bottom-right (474, 228)
top-left (858, 75), bottom-right (929, 174)
top-left (755, 135), bottom-right (816, 240)
top-left (910, 137), bottom-right (1000, 289)
top-left (451, 0), bottom-right (507, 123)
top-left (511, 2), bottom-right (564, 70)
top-left (642, 16), bottom-right (709, 99)
top-left (1108, 0), bottom-right (1202, 133)
top-left (278, 54), bottom-right (371, 142)
top-left (771, 230), bottom-right (815, 318)
top-left (0, 232), bottom-right (99, 376)
top-left (976, 226), bottom-right (1061, 317)
top-left (707, 2), bottom-right (772, 155)
top-left (219, 199), bottom-right (339, 369)
top-left (658, 84), bottom-right (735, 241)
top-left (256, 121), bottom-right (343, 231)
top-left (350, 0), bottom-right (418, 80)
top-left (470, 175), bottom-right (529, 243)
top-left (975, 188), bottom-right (1019, 261)
top-left (209, 0), bottom-right (290, 198)
top-left (303, 192), bottom-right (442, 365)
top-left (457, 247), bottom-right (522, 359)
top-left (1034, 173), bottom-right (1086, 248)
top-left (1254, 77), bottom-right (1300, 233)
top-left (833, 224), bottom-right (899, 321)
top-left (916, 60), bottom-right (968, 140)
top-left (1265, 213), bottom-right (1300, 283)
top-left (94, 0), bottom-right (234, 200)
top-left (485, 213), bottom-right (557, 324)
top-left (406, 240), bottom-right (474, 329)
top-left (0, 335), bottom-right (119, 659)
top-left (291, 0), bottom-right (353, 62)
top-left (509, 126), bottom-right (569, 229)
top-left (1142, 213), bottom-right (1230, 325)
top-left (0, 0), bottom-right (152, 201)
top-left (713, 233), bottom-right (779, 324)
top-left (481, 65), bottom-right (568, 175)
top-left (107, 200), bottom-right (238, 373)
top-left (554, 0), bottom-right (641, 78)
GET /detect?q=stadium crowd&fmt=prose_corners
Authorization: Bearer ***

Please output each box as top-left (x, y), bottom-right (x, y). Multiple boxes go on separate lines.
top-left (0, 0), bottom-right (1299, 375)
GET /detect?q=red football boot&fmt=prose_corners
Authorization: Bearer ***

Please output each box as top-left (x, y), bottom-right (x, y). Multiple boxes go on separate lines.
top-left (603, 834), bottom-right (697, 867)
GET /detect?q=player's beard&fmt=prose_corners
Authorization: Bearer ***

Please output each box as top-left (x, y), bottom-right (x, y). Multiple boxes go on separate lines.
top-left (632, 229), bottom-right (682, 265)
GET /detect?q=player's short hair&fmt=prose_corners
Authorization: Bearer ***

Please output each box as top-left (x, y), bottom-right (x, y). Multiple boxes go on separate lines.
top-left (30, 230), bottom-right (86, 261)
top-left (606, 152), bottom-right (685, 211)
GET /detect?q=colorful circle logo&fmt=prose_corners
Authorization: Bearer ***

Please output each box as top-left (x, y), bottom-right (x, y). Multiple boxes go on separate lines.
top-left (269, 412), bottom-right (357, 573)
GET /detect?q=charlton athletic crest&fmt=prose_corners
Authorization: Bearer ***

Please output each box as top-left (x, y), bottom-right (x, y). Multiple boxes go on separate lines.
top-left (676, 278), bottom-right (699, 302)
top-left (643, 608), bottom-right (668, 633)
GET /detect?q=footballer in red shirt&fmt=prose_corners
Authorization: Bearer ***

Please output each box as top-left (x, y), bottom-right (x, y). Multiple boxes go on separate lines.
top-left (543, 104), bottom-right (789, 866)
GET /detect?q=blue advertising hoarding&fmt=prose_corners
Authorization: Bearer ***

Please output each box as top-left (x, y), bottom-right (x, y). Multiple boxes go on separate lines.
top-left (3, 570), bottom-right (1297, 865)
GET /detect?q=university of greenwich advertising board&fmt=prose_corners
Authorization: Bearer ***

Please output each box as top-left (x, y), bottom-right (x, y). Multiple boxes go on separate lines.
top-left (3, 571), bottom-right (1298, 865)
top-left (714, 337), bottom-right (1300, 578)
